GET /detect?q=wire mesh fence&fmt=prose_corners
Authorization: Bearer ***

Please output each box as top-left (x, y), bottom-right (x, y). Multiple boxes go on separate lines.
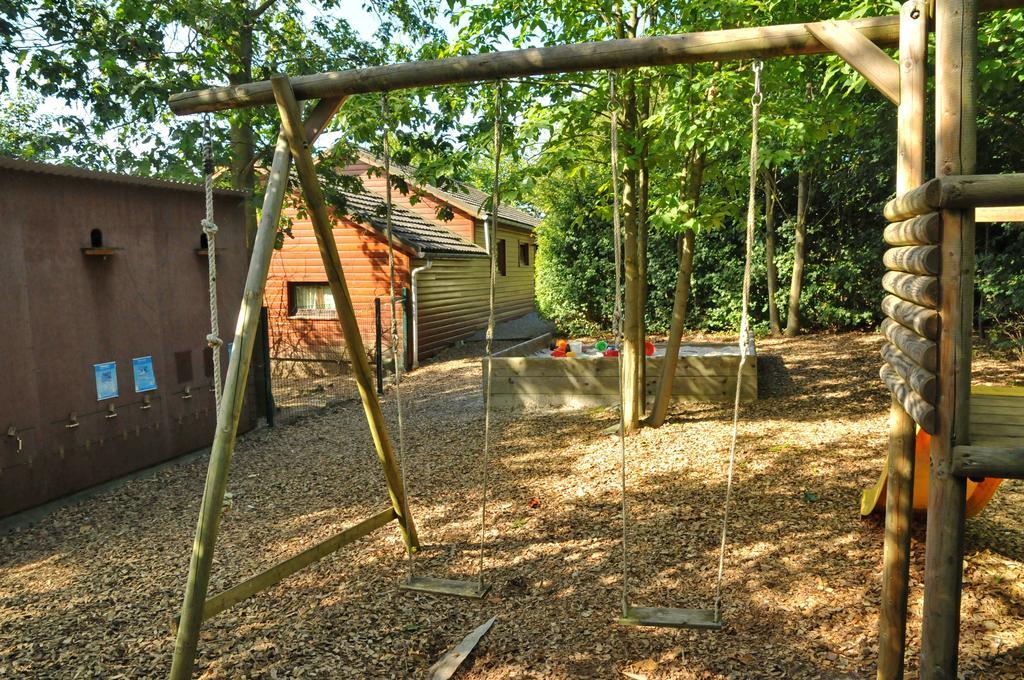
top-left (266, 296), bottom-right (406, 421)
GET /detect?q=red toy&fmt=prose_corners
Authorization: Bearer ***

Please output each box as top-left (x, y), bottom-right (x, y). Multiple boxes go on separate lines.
top-left (552, 349), bottom-right (567, 358)
top-left (644, 341), bottom-right (655, 356)
top-left (604, 349), bottom-right (619, 357)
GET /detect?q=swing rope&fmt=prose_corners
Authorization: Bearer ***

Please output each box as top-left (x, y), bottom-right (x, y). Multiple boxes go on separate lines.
top-left (201, 114), bottom-right (224, 408)
top-left (608, 71), bottom-right (630, 618)
top-left (615, 59), bottom-right (762, 624)
top-left (383, 86), bottom-right (502, 594)
top-left (713, 58), bottom-right (762, 618)
top-left (479, 80), bottom-right (503, 590)
top-left (381, 93), bottom-right (415, 577)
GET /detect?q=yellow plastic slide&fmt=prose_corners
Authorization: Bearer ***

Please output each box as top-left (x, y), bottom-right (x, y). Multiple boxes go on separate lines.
top-left (861, 385), bottom-right (1024, 520)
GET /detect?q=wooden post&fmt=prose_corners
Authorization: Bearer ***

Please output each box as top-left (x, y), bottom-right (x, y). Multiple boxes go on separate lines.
top-left (920, 0), bottom-right (978, 676)
top-left (170, 135), bottom-right (298, 680)
top-left (169, 97), bottom-right (346, 680)
top-left (270, 75), bottom-right (419, 550)
top-left (877, 3), bottom-right (926, 678)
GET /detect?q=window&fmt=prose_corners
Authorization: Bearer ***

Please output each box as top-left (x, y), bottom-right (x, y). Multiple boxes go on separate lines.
top-left (518, 242), bottom-right (531, 267)
top-left (289, 283), bottom-right (337, 318)
top-left (497, 240), bottom-right (507, 276)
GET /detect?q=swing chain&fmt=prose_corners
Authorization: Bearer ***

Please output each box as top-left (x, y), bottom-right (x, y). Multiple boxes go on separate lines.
top-left (750, 59), bottom-right (764, 108)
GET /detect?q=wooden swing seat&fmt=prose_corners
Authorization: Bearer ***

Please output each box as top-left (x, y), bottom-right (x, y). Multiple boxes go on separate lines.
top-left (399, 576), bottom-right (490, 599)
top-left (619, 606), bottom-right (722, 630)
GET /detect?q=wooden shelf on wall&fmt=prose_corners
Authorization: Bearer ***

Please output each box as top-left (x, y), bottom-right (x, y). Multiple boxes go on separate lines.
top-left (81, 247), bottom-right (123, 257)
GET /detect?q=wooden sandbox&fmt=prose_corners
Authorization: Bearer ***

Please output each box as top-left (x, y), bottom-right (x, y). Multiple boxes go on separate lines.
top-left (486, 333), bottom-right (757, 409)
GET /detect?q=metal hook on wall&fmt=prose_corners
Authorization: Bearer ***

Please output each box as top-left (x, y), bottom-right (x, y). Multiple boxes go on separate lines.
top-left (6, 425), bottom-right (22, 453)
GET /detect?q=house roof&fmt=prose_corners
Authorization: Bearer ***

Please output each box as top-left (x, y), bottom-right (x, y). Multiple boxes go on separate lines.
top-left (0, 155), bottom-right (247, 197)
top-left (340, 191), bottom-right (487, 258)
top-left (355, 150), bottom-right (542, 230)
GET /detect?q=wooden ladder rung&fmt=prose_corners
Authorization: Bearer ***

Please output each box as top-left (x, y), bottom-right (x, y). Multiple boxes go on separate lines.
top-left (398, 576), bottom-right (489, 599)
top-left (619, 606), bottom-right (722, 630)
top-left (952, 445), bottom-right (1024, 479)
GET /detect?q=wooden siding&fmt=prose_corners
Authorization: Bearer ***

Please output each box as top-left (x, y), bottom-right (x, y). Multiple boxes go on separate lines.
top-left (266, 206), bottom-right (412, 360)
top-left (415, 223), bottom-right (537, 360)
top-left (341, 162), bottom-right (478, 243)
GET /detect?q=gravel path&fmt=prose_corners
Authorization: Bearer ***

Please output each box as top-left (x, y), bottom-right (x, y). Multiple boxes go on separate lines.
top-left (0, 332), bottom-right (1021, 678)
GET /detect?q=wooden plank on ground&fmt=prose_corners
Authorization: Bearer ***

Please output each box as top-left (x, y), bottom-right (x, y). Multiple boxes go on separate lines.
top-left (427, 617), bottom-right (497, 680)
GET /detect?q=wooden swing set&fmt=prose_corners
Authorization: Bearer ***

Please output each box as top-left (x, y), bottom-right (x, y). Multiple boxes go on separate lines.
top-left (167, 1), bottom-right (1024, 678)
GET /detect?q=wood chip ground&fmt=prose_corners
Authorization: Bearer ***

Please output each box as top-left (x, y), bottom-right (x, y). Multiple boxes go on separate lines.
top-left (1, 332), bottom-right (1021, 678)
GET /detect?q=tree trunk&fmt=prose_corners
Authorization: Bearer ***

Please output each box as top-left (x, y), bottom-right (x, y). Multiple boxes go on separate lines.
top-left (621, 105), bottom-right (642, 434)
top-left (647, 154), bottom-right (703, 428)
top-left (764, 168), bottom-right (781, 335)
top-left (636, 148), bottom-right (649, 416)
top-left (784, 167), bottom-right (810, 337)
top-left (229, 22), bottom-right (257, 249)
top-left (647, 227), bottom-right (697, 427)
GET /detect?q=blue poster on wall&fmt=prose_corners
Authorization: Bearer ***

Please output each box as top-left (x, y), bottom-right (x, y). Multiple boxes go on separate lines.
top-left (132, 356), bottom-right (158, 393)
top-left (94, 362), bottom-right (119, 401)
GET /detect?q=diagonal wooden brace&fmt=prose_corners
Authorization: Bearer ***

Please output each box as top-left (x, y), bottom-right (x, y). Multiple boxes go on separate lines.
top-left (270, 74), bottom-right (419, 552)
top-left (806, 20), bottom-right (901, 105)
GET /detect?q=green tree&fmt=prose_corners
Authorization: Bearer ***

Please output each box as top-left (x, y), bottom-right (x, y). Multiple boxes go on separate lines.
top-left (5, 0), bottom-right (447, 243)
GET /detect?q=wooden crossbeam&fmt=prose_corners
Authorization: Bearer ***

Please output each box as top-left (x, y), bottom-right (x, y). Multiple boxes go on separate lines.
top-left (884, 213), bottom-right (941, 246)
top-left (169, 18), bottom-right (905, 115)
top-left (166, 0), bottom-right (1021, 115)
top-left (952, 446), bottom-right (1024, 479)
top-left (885, 174), bottom-right (1024, 221)
top-left (881, 342), bottom-right (936, 403)
top-left (882, 294), bottom-right (939, 340)
top-left (975, 205), bottom-right (1024, 222)
top-left (805, 20), bottom-right (900, 104)
top-left (880, 363), bottom-right (935, 434)
top-left (172, 509), bottom-right (397, 633)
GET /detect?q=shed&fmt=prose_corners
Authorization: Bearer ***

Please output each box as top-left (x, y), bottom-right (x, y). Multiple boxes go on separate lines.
top-left (266, 158), bottom-right (541, 366)
top-left (0, 156), bottom-right (259, 519)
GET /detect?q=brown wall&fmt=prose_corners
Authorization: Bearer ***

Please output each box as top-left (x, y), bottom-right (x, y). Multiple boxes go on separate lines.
top-left (415, 223), bottom-right (536, 360)
top-left (0, 166), bottom-right (257, 518)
